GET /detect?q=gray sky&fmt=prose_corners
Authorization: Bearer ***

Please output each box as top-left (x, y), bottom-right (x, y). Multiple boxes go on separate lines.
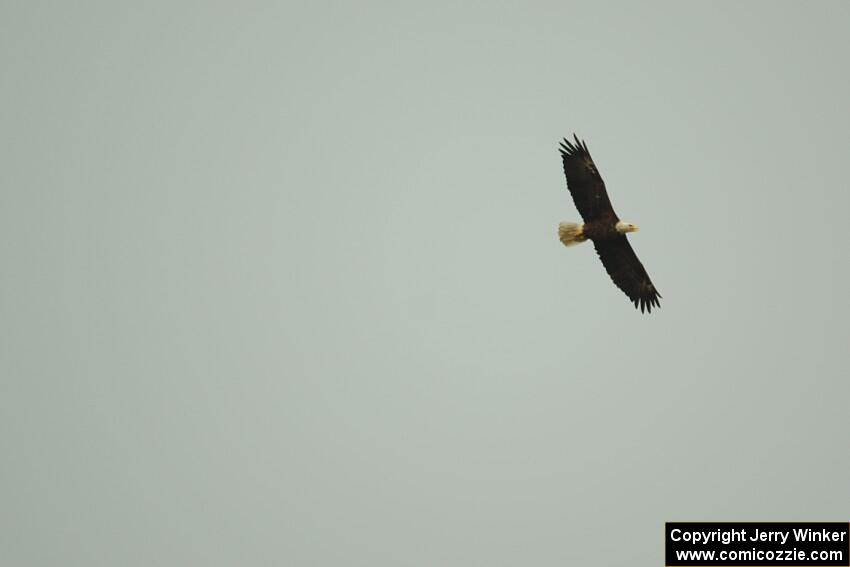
top-left (2, 2), bottom-right (849, 565)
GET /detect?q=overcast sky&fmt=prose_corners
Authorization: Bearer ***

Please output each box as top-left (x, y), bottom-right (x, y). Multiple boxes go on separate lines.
top-left (3, 2), bottom-right (849, 566)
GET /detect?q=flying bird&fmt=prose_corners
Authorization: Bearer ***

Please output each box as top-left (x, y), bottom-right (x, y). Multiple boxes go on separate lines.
top-left (558, 135), bottom-right (661, 313)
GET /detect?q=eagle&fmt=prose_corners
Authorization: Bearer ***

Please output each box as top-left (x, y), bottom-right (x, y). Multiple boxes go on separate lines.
top-left (558, 135), bottom-right (661, 313)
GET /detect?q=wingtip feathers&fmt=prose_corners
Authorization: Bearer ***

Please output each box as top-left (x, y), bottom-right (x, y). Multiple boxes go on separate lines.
top-left (559, 133), bottom-right (590, 159)
top-left (633, 292), bottom-right (662, 314)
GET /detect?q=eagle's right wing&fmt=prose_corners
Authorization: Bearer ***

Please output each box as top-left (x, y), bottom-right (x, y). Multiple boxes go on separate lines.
top-left (560, 135), bottom-right (618, 223)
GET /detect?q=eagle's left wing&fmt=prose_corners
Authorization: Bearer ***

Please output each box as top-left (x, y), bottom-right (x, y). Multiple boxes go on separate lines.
top-left (592, 236), bottom-right (661, 313)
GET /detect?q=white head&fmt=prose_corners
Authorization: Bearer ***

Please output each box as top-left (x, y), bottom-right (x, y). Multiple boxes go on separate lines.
top-left (615, 221), bottom-right (639, 234)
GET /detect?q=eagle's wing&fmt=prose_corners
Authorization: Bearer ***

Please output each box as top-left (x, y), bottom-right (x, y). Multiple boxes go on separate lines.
top-left (592, 236), bottom-right (661, 313)
top-left (560, 135), bottom-right (618, 222)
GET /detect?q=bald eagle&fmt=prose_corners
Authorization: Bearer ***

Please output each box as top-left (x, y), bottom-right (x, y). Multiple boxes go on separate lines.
top-left (558, 135), bottom-right (661, 313)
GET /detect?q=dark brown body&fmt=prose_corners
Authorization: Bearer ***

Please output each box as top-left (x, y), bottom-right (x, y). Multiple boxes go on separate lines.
top-left (582, 221), bottom-right (620, 242)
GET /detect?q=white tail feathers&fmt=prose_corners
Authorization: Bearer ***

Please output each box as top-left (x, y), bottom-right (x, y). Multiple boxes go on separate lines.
top-left (559, 222), bottom-right (587, 246)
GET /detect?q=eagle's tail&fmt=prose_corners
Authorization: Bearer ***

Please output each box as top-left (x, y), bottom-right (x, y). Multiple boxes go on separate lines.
top-left (559, 222), bottom-right (587, 247)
